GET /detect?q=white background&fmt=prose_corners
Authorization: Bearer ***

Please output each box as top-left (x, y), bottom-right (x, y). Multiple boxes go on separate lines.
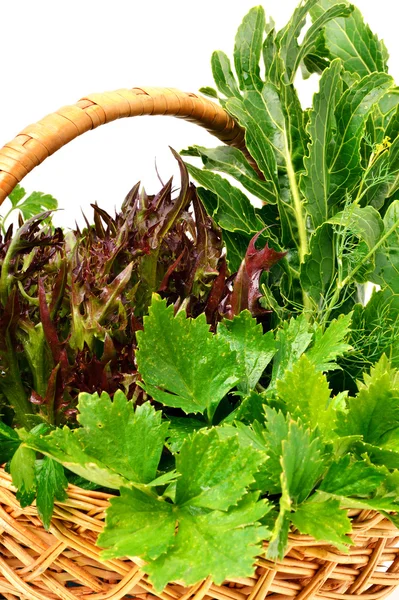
top-left (0, 0), bottom-right (398, 230)
top-left (0, 2), bottom-right (399, 597)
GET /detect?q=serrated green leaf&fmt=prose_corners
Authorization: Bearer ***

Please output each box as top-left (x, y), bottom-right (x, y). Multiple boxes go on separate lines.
top-left (319, 455), bottom-right (385, 496)
top-left (25, 395), bottom-right (168, 489)
top-left (0, 420), bottom-right (21, 462)
top-left (182, 145), bottom-right (276, 204)
top-left (370, 200), bottom-right (399, 293)
top-left (8, 185), bottom-right (26, 208)
top-left (300, 59), bottom-right (343, 228)
top-left (98, 428), bottom-right (270, 591)
top-left (291, 496), bottom-right (352, 552)
top-left (289, 4), bottom-right (352, 83)
top-left (16, 191), bottom-right (58, 220)
top-left (300, 224), bottom-right (335, 306)
top-left (146, 493), bottom-right (270, 592)
top-left (276, 0), bottom-right (319, 83)
top-left (136, 295), bottom-right (242, 420)
top-left (310, 1), bottom-right (389, 77)
top-left (211, 51), bottom-right (241, 99)
top-left (35, 456), bottom-right (68, 530)
top-left (10, 445), bottom-right (36, 507)
top-left (306, 313), bottom-right (352, 371)
top-left (98, 486), bottom-right (176, 561)
top-left (165, 417), bottom-right (206, 454)
top-left (270, 315), bottom-right (313, 387)
top-left (328, 206), bottom-right (384, 250)
top-left (218, 310), bottom-right (275, 393)
top-left (337, 355), bottom-right (399, 448)
top-left (176, 428), bottom-right (265, 511)
top-left (261, 407), bottom-right (290, 495)
top-left (282, 420), bottom-right (326, 505)
top-left (277, 355), bottom-right (336, 439)
top-left (329, 72), bottom-right (393, 206)
top-left (234, 6), bottom-right (265, 91)
top-left (226, 86), bottom-right (297, 246)
top-left (186, 164), bottom-right (263, 234)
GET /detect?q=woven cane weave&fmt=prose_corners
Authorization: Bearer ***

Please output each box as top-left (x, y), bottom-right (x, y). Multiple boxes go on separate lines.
top-left (1, 469), bottom-right (399, 600)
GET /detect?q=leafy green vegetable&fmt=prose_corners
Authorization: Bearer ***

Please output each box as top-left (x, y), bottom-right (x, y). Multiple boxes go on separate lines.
top-left (35, 456), bottom-right (68, 530)
top-left (137, 295), bottom-right (242, 420)
top-left (25, 393), bottom-right (169, 489)
top-left (218, 310), bottom-right (275, 393)
top-left (0, 420), bottom-right (21, 462)
top-left (98, 429), bottom-right (269, 591)
top-left (10, 445), bottom-right (36, 507)
top-left (291, 496), bottom-right (352, 551)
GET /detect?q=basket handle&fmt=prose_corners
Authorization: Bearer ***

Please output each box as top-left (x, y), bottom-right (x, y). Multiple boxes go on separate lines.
top-left (0, 86), bottom-right (245, 205)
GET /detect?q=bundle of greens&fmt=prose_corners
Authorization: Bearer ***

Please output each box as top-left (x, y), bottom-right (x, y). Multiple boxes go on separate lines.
top-left (0, 152), bottom-right (231, 431)
top-left (2, 0), bottom-right (399, 593)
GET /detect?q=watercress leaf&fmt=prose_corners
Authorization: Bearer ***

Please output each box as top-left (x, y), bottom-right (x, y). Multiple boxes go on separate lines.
top-left (291, 496), bottom-right (352, 552)
top-left (234, 6), bottom-right (265, 91)
top-left (300, 59), bottom-right (343, 228)
top-left (310, 0), bottom-right (389, 77)
top-left (185, 164), bottom-right (264, 233)
top-left (306, 313), bottom-right (352, 372)
top-left (270, 315), bottom-right (313, 387)
top-left (98, 486), bottom-right (176, 561)
top-left (165, 417), bottom-right (206, 454)
top-left (182, 145), bottom-right (276, 203)
top-left (10, 445), bottom-right (36, 507)
top-left (218, 310), bottom-right (276, 392)
top-left (329, 72), bottom-right (393, 207)
top-left (176, 428), bottom-right (265, 511)
top-left (300, 223), bottom-right (335, 306)
top-left (370, 200), bottom-right (399, 293)
top-left (146, 493), bottom-right (270, 592)
top-left (25, 396), bottom-right (168, 489)
top-left (277, 355), bottom-right (336, 439)
top-left (211, 51), bottom-right (241, 99)
top-left (319, 455), bottom-right (385, 496)
top-left (0, 420), bottom-right (21, 462)
top-left (35, 456), bottom-right (68, 530)
top-left (136, 295), bottom-right (242, 419)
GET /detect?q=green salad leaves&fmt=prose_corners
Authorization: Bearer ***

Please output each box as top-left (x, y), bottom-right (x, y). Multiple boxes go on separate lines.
top-left (2, 0), bottom-right (399, 593)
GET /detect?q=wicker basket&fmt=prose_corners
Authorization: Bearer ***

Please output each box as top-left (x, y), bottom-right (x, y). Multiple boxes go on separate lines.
top-left (1, 87), bottom-right (399, 600)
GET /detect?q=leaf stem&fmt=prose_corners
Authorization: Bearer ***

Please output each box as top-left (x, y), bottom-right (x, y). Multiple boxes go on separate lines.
top-left (322, 215), bottom-right (399, 324)
top-left (284, 131), bottom-right (308, 264)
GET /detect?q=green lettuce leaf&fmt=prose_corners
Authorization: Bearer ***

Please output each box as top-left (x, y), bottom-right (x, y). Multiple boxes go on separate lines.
top-left (35, 456), bottom-right (68, 530)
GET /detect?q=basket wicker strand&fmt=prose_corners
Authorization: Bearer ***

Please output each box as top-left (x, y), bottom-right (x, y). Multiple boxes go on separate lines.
top-left (0, 86), bottom-right (399, 600)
